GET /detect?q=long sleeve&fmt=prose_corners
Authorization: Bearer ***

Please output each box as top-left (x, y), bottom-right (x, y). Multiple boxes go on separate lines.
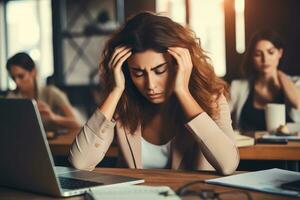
top-left (229, 80), bottom-right (249, 129)
top-left (185, 95), bottom-right (240, 175)
top-left (68, 109), bottom-right (115, 171)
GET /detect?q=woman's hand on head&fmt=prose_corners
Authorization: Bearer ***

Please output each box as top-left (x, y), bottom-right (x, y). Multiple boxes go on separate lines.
top-left (167, 47), bottom-right (193, 95)
top-left (109, 46), bottom-right (132, 94)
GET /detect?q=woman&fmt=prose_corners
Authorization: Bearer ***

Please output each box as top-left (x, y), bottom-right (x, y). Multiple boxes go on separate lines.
top-left (6, 52), bottom-right (81, 131)
top-left (69, 12), bottom-right (239, 175)
top-left (230, 30), bottom-right (300, 131)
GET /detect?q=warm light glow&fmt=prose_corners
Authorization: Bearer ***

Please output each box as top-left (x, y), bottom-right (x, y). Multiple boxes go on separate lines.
top-left (235, 0), bottom-right (245, 13)
top-left (6, 0), bottom-right (53, 89)
top-left (189, 0), bottom-right (227, 77)
top-left (0, 3), bottom-right (7, 90)
top-left (235, 0), bottom-right (245, 54)
top-left (156, 0), bottom-right (186, 25)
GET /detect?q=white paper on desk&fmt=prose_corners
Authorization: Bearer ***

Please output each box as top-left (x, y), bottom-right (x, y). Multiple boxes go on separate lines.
top-left (89, 185), bottom-right (180, 200)
top-left (205, 168), bottom-right (300, 197)
top-left (262, 134), bottom-right (300, 141)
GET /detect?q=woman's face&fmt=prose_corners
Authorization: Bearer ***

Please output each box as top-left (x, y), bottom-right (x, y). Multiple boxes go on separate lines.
top-left (9, 65), bottom-right (36, 93)
top-left (127, 49), bottom-right (174, 104)
top-left (252, 40), bottom-right (283, 74)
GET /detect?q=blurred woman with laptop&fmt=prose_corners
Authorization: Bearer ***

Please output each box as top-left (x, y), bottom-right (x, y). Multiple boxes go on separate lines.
top-left (6, 52), bottom-right (81, 131)
top-left (69, 12), bottom-right (239, 175)
top-left (230, 30), bottom-right (300, 131)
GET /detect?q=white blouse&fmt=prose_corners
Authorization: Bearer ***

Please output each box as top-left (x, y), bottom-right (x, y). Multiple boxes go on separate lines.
top-left (141, 137), bottom-right (171, 169)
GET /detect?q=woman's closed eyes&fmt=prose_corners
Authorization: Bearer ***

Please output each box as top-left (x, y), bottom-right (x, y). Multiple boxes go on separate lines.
top-left (155, 65), bottom-right (168, 74)
top-left (253, 48), bottom-right (277, 57)
top-left (130, 63), bottom-right (168, 77)
top-left (11, 74), bottom-right (25, 81)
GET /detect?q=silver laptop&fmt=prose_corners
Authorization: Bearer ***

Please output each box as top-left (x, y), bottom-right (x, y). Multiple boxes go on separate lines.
top-left (0, 99), bottom-right (144, 197)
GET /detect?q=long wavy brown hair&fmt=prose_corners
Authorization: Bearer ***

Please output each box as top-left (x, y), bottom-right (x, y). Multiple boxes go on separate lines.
top-left (100, 11), bottom-right (228, 133)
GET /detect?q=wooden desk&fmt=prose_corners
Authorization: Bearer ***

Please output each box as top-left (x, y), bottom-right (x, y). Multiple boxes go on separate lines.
top-left (239, 141), bottom-right (300, 160)
top-left (0, 168), bottom-right (298, 200)
top-left (239, 131), bottom-right (300, 160)
top-left (48, 129), bottom-right (78, 156)
top-left (49, 131), bottom-right (300, 161)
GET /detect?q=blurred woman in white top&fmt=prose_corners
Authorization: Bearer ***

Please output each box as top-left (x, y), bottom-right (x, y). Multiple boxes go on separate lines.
top-left (230, 30), bottom-right (300, 131)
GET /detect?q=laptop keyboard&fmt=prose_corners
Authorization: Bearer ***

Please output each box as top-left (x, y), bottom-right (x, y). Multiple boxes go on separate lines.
top-left (59, 177), bottom-right (103, 189)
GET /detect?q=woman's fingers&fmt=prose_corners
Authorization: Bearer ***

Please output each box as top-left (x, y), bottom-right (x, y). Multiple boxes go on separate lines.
top-left (109, 46), bottom-right (131, 68)
top-left (182, 48), bottom-right (192, 68)
top-left (114, 50), bottom-right (132, 71)
top-left (168, 47), bottom-right (193, 94)
top-left (168, 47), bottom-right (192, 70)
top-left (112, 48), bottom-right (132, 69)
top-left (110, 47), bottom-right (132, 91)
top-left (168, 48), bottom-right (184, 70)
top-left (109, 46), bottom-right (126, 67)
top-left (38, 105), bottom-right (50, 112)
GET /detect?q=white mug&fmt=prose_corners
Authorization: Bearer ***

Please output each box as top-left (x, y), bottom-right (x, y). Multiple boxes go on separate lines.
top-left (265, 103), bottom-right (286, 132)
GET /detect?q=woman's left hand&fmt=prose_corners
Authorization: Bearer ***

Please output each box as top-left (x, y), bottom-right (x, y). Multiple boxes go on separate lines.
top-left (277, 70), bottom-right (289, 83)
top-left (277, 70), bottom-right (300, 109)
top-left (167, 47), bottom-right (193, 95)
top-left (37, 100), bottom-right (57, 122)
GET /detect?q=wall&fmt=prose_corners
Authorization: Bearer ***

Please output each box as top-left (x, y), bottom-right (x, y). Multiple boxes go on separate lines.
top-left (0, 2), bottom-right (7, 90)
top-left (124, 0), bottom-right (155, 18)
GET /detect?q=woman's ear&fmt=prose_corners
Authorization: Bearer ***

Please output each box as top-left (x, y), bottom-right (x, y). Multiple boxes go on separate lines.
top-left (278, 48), bottom-right (284, 59)
top-left (30, 68), bottom-right (37, 78)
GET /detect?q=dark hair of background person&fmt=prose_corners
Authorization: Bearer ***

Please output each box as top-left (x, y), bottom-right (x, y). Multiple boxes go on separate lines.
top-left (241, 29), bottom-right (286, 80)
top-left (99, 11), bottom-right (228, 132)
top-left (6, 52), bottom-right (38, 97)
top-left (6, 52), bottom-right (35, 72)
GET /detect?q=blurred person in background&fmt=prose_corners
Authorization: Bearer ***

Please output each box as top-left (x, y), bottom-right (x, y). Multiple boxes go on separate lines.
top-left (6, 52), bottom-right (81, 131)
top-left (230, 29), bottom-right (300, 131)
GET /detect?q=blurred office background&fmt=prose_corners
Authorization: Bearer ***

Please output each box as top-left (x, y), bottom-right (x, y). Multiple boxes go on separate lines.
top-left (1, 0), bottom-right (300, 118)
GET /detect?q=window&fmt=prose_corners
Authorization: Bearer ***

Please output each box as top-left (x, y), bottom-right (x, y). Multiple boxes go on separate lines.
top-left (156, 0), bottom-right (186, 25)
top-left (235, 0), bottom-right (245, 54)
top-left (2, 0), bottom-right (53, 90)
top-left (0, 2), bottom-right (7, 90)
top-left (190, 0), bottom-right (226, 77)
top-left (156, 0), bottom-right (226, 77)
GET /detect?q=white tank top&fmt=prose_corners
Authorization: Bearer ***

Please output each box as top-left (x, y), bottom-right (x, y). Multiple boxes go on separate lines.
top-left (141, 137), bottom-right (171, 169)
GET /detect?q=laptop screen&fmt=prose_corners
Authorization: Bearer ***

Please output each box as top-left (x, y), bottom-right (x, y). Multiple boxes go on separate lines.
top-left (0, 99), bottom-right (61, 195)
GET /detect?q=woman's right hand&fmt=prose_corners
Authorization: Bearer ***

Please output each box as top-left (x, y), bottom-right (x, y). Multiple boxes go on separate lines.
top-left (109, 46), bottom-right (132, 94)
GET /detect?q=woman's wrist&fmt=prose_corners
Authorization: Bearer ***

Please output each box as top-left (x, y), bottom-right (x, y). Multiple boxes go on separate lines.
top-left (176, 90), bottom-right (194, 104)
top-left (174, 87), bottom-right (190, 98)
top-left (99, 88), bottom-right (124, 120)
top-left (176, 90), bottom-right (204, 120)
top-left (111, 87), bottom-right (124, 97)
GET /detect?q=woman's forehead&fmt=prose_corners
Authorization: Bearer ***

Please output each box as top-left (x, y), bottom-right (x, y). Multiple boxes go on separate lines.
top-left (127, 50), bottom-right (171, 69)
top-left (255, 40), bottom-right (276, 50)
top-left (10, 65), bottom-right (28, 73)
